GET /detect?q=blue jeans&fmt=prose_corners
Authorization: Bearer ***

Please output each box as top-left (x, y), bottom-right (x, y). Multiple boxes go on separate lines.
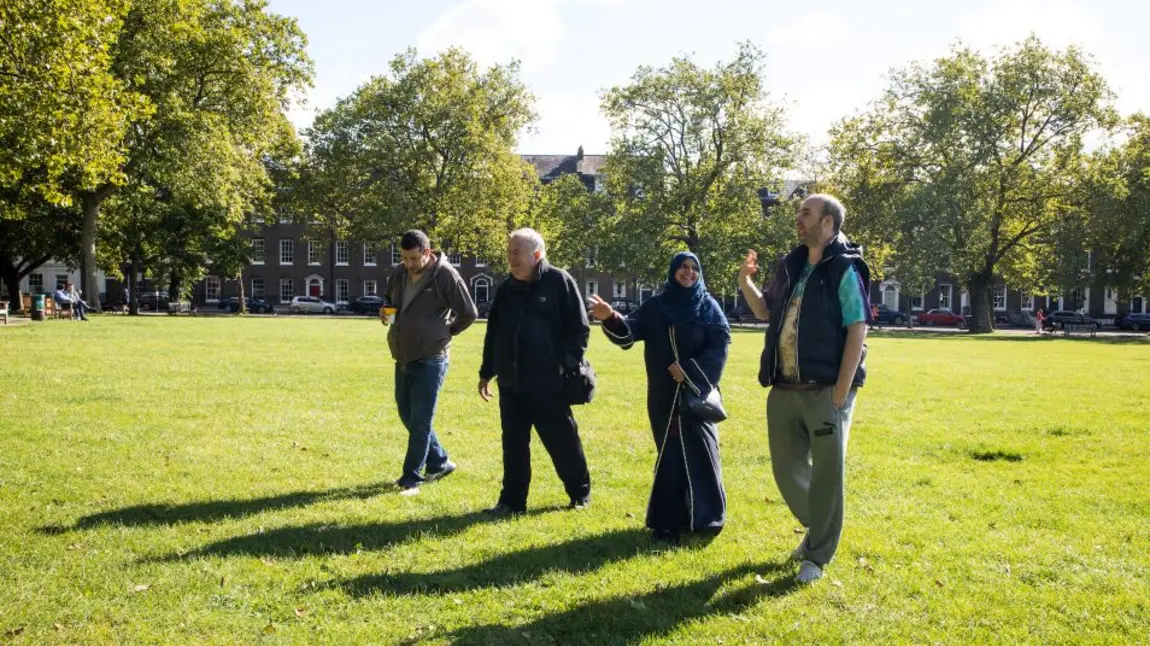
top-left (395, 356), bottom-right (450, 485)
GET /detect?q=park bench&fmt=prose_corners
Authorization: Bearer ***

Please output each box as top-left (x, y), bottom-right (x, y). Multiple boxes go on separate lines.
top-left (1062, 323), bottom-right (1096, 338)
top-left (167, 301), bottom-right (193, 314)
top-left (0, 300), bottom-right (8, 324)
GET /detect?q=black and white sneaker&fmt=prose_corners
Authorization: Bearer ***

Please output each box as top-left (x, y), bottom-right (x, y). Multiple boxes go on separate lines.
top-left (423, 461), bottom-right (457, 483)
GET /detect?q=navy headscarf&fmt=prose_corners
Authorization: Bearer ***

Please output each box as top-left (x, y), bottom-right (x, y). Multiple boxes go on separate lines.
top-left (658, 252), bottom-right (731, 333)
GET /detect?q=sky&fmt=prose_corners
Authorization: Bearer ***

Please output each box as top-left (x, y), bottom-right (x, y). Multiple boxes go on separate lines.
top-left (266, 0), bottom-right (1150, 155)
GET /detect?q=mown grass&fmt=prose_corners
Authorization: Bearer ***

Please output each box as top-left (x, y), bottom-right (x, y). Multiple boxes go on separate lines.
top-left (1, 317), bottom-right (1147, 644)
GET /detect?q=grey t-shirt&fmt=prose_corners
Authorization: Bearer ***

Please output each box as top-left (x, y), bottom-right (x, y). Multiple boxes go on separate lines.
top-left (401, 271), bottom-right (427, 313)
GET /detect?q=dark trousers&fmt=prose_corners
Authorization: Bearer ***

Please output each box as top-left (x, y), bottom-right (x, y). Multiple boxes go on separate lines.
top-left (497, 388), bottom-right (591, 511)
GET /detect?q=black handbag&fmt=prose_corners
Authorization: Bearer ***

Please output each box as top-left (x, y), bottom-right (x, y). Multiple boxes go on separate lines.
top-left (669, 328), bottom-right (727, 422)
top-left (563, 358), bottom-right (597, 406)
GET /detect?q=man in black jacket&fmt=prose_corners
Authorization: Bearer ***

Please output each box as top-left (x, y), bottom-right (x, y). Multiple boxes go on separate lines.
top-left (479, 228), bottom-right (592, 515)
top-left (738, 194), bottom-right (871, 585)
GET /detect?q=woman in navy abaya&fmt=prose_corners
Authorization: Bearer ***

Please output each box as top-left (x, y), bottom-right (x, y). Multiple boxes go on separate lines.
top-left (588, 252), bottom-right (731, 542)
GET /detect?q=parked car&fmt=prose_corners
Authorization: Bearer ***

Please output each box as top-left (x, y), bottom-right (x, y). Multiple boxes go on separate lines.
top-left (917, 308), bottom-right (966, 327)
top-left (476, 301), bottom-right (493, 319)
top-left (611, 300), bottom-right (637, 315)
top-left (1043, 310), bottom-right (1101, 330)
top-left (1006, 309), bottom-right (1036, 328)
top-left (1116, 312), bottom-right (1150, 331)
top-left (290, 295), bottom-right (337, 314)
top-left (137, 291), bottom-right (170, 311)
top-left (871, 304), bottom-right (908, 325)
top-left (347, 295), bottom-right (385, 315)
top-left (219, 296), bottom-right (275, 314)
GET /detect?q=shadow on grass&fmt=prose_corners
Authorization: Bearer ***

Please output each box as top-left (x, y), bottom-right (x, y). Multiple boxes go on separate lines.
top-left (436, 561), bottom-right (798, 646)
top-left (40, 481), bottom-right (396, 533)
top-left (338, 527), bottom-right (681, 596)
top-left (145, 507), bottom-right (558, 562)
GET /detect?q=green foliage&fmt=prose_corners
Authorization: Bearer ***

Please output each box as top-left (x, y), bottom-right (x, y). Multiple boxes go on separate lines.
top-left (826, 36), bottom-right (1118, 330)
top-left (302, 48), bottom-right (537, 262)
top-left (600, 41), bottom-right (798, 289)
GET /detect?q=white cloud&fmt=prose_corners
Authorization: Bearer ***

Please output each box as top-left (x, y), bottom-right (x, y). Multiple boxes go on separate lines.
top-left (778, 81), bottom-right (874, 147)
top-left (417, 0), bottom-right (567, 72)
top-left (765, 11), bottom-right (846, 47)
top-left (520, 93), bottom-right (611, 153)
top-left (957, 0), bottom-right (1102, 52)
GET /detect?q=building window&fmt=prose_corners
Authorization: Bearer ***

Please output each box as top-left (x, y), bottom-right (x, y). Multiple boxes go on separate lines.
top-left (1049, 294), bottom-right (1062, 311)
top-left (475, 255), bottom-right (487, 267)
top-left (251, 213), bottom-right (264, 224)
top-left (279, 239), bottom-right (294, 265)
top-left (336, 240), bottom-right (349, 266)
top-left (336, 279), bottom-right (349, 304)
top-left (205, 276), bottom-right (221, 302)
top-left (993, 285), bottom-right (1007, 310)
top-left (364, 280), bottom-right (377, 297)
top-left (1134, 296), bottom-right (1145, 314)
top-left (1021, 293), bottom-right (1034, 311)
top-left (587, 249), bottom-right (597, 268)
top-left (364, 243), bottom-right (377, 266)
top-left (909, 292), bottom-right (924, 311)
top-left (1071, 288), bottom-right (1086, 311)
top-left (28, 272), bottom-right (44, 293)
top-left (308, 240), bottom-right (321, 265)
top-left (251, 278), bottom-right (265, 299)
top-left (881, 282), bottom-right (899, 310)
top-left (938, 284), bottom-right (952, 310)
top-left (613, 282), bottom-right (627, 299)
top-left (474, 277), bottom-right (491, 303)
top-left (391, 243), bottom-right (402, 265)
top-left (279, 279), bottom-right (294, 303)
top-left (251, 238), bottom-right (265, 264)
top-left (448, 249), bottom-right (462, 266)
top-left (586, 280), bottom-right (599, 298)
top-left (55, 274), bottom-right (69, 290)
top-left (277, 209), bottom-right (291, 224)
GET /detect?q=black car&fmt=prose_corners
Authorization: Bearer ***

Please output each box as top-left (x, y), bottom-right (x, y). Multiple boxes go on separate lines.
top-left (219, 296), bottom-right (275, 314)
top-left (1117, 312), bottom-right (1150, 331)
top-left (347, 295), bottom-right (385, 315)
top-left (477, 301), bottom-right (493, 319)
top-left (1043, 310), bottom-right (1101, 330)
top-left (137, 291), bottom-right (170, 311)
top-left (871, 304), bottom-right (908, 325)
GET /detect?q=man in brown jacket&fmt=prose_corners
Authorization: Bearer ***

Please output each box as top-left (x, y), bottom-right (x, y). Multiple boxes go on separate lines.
top-left (382, 230), bottom-right (478, 492)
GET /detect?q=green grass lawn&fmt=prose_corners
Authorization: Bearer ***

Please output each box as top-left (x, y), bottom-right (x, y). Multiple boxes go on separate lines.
top-left (1, 317), bottom-right (1147, 644)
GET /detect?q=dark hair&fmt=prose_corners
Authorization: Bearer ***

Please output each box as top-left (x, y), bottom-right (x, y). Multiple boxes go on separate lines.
top-left (400, 230), bottom-right (430, 251)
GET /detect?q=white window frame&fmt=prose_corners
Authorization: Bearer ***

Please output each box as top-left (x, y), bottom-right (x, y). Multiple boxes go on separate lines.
top-left (363, 280), bottom-right (378, 297)
top-left (1049, 294), bottom-right (1063, 311)
top-left (279, 239), bottom-right (294, 265)
top-left (585, 280), bottom-right (599, 298)
top-left (277, 210), bottom-right (291, 225)
top-left (613, 282), bottom-right (627, 299)
top-left (204, 276), bottom-right (221, 303)
top-left (28, 272), bottom-right (44, 293)
top-left (251, 238), bottom-right (265, 265)
top-left (391, 243), bottom-right (402, 266)
top-left (308, 240), bottom-right (321, 266)
top-left (993, 285), bottom-right (1007, 311)
top-left (1021, 293), bottom-right (1034, 311)
top-left (364, 243), bottom-right (377, 267)
top-left (909, 291), bottom-right (924, 311)
top-left (1104, 288), bottom-right (1118, 315)
top-left (335, 240), bottom-right (349, 266)
top-left (279, 279), bottom-right (293, 303)
top-left (251, 277), bottom-right (265, 299)
top-left (448, 251), bottom-right (462, 266)
top-left (938, 284), bottom-right (952, 311)
top-left (473, 275), bottom-right (492, 303)
top-left (475, 255), bottom-right (487, 268)
top-left (1132, 296), bottom-right (1145, 314)
top-left (335, 278), bottom-right (349, 304)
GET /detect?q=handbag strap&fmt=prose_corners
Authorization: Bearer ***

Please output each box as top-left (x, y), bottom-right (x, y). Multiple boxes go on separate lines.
top-left (668, 326), bottom-right (709, 396)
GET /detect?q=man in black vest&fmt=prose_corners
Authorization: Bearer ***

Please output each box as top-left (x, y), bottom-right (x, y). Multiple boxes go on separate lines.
top-left (478, 228), bottom-right (592, 515)
top-left (738, 194), bottom-right (871, 584)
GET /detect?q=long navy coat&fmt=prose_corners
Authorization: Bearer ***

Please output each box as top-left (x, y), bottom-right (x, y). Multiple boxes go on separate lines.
top-left (603, 297), bottom-right (729, 534)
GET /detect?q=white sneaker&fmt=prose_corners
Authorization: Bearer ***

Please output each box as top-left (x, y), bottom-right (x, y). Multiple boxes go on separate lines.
top-left (796, 560), bottom-right (823, 584)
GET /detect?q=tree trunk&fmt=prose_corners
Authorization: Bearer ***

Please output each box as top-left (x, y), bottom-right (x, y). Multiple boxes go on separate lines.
top-left (2, 272), bottom-right (22, 312)
top-left (168, 269), bottom-right (180, 304)
top-left (966, 272), bottom-right (995, 334)
top-left (80, 190), bottom-right (109, 313)
top-left (237, 272), bottom-right (247, 314)
top-left (129, 255), bottom-right (140, 316)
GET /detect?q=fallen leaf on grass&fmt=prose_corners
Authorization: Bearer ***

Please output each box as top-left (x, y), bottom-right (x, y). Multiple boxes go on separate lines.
top-left (4, 627), bottom-right (25, 638)
top-left (934, 579), bottom-right (945, 588)
top-left (67, 543), bottom-right (83, 551)
top-left (754, 574), bottom-right (769, 585)
top-left (627, 599), bottom-right (647, 610)
top-left (132, 584), bottom-right (150, 593)
top-left (831, 580), bottom-right (843, 588)
top-left (793, 528), bottom-right (805, 534)
top-left (295, 608), bottom-right (307, 618)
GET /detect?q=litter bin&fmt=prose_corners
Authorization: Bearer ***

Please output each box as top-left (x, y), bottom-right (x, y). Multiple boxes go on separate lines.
top-left (31, 293), bottom-right (45, 321)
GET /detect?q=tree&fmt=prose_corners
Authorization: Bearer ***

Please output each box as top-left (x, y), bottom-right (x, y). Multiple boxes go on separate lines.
top-left (0, 0), bottom-right (145, 206)
top-left (72, 0), bottom-right (312, 309)
top-left (1085, 114), bottom-right (1150, 302)
top-left (0, 189), bottom-right (81, 308)
top-left (599, 41), bottom-right (797, 291)
top-left (825, 37), bottom-right (1117, 332)
top-left (302, 48), bottom-right (537, 263)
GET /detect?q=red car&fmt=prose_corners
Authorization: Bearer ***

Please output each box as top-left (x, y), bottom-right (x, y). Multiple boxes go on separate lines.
top-left (917, 308), bottom-right (966, 327)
